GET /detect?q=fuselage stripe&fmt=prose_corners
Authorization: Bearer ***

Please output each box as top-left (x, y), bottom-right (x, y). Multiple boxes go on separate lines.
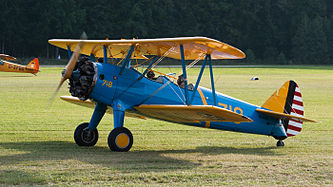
top-left (197, 87), bottom-right (207, 105)
top-left (205, 121), bottom-right (211, 128)
top-left (197, 87), bottom-right (210, 128)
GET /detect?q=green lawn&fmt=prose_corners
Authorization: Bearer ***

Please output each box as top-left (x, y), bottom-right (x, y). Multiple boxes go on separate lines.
top-left (0, 66), bottom-right (332, 186)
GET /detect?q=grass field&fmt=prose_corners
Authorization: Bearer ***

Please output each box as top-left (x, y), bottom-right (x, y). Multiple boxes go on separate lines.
top-left (0, 66), bottom-right (332, 186)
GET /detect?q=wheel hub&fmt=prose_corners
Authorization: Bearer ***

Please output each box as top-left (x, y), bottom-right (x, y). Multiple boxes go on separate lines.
top-left (115, 133), bottom-right (130, 148)
top-left (81, 127), bottom-right (96, 144)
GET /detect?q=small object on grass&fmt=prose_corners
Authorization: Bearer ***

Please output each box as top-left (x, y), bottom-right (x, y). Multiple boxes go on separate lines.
top-left (251, 77), bottom-right (259, 80)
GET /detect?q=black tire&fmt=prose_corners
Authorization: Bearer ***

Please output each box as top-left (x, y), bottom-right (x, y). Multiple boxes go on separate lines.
top-left (277, 140), bottom-right (285, 147)
top-left (108, 127), bottom-right (133, 152)
top-left (74, 123), bottom-right (98, 146)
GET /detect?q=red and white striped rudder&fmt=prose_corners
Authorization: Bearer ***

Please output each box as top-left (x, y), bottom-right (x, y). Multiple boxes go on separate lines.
top-left (286, 83), bottom-right (304, 136)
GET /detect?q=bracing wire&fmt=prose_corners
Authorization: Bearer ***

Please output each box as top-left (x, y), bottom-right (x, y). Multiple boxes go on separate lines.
top-left (116, 48), bottom-right (129, 66)
top-left (175, 52), bottom-right (206, 87)
top-left (167, 83), bottom-right (186, 105)
top-left (151, 46), bottom-right (176, 69)
top-left (186, 52), bottom-right (205, 70)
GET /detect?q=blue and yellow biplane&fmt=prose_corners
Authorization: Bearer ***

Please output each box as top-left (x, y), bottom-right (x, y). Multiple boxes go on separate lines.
top-left (49, 36), bottom-right (315, 152)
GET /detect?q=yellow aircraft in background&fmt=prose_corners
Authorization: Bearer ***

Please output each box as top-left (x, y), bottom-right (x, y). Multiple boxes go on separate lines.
top-left (0, 54), bottom-right (39, 75)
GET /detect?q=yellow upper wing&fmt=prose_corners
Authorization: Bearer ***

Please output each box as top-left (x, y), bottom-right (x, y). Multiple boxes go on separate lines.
top-left (134, 105), bottom-right (252, 123)
top-left (48, 36), bottom-right (245, 60)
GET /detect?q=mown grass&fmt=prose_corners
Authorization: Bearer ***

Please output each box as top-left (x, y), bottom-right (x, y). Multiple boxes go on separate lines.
top-left (0, 66), bottom-right (332, 186)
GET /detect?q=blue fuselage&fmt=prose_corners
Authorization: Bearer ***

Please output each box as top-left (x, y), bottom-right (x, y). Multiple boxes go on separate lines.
top-left (89, 62), bottom-right (287, 138)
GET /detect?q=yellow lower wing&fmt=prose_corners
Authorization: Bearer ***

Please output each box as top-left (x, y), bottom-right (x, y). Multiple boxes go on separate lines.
top-left (60, 96), bottom-right (146, 119)
top-left (134, 105), bottom-right (253, 123)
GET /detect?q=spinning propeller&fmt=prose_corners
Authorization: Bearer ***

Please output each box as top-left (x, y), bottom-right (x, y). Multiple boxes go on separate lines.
top-left (49, 32), bottom-right (87, 105)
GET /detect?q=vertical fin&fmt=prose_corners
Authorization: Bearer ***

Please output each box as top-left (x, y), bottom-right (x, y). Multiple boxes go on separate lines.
top-left (262, 81), bottom-right (290, 113)
top-left (27, 58), bottom-right (39, 74)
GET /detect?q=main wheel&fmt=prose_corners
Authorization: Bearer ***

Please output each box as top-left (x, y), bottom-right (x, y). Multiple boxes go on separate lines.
top-left (277, 140), bottom-right (285, 147)
top-left (74, 123), bottom-right (98, 146)
top-left (108, 127), bottom-right (133, 152)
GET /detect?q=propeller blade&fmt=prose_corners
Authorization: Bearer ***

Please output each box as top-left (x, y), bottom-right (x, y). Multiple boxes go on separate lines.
top-left (47, 78), bottom-right (65, 107)
top-left (48, 32), bottom-right (87, 106)
top-left (63, 32), bottom-right (87, 80)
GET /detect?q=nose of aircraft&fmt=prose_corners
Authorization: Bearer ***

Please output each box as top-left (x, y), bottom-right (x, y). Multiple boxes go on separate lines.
top-left (69, 57), bottom-right (97, 100)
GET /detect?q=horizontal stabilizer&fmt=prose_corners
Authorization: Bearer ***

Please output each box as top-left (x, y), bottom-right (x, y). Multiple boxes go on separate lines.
top-left (60, 96), bottom-right (145, 119)
top-left (134, 105), bottom-right (253, 123)
top-left (256, 108), bottom-right (316, 122)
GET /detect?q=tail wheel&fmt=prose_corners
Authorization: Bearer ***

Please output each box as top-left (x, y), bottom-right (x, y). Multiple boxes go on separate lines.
top-left (277, 140), bottom-right (285, 147)
top-left (74, 123), bottom-right (99, 146)
top-left (108, 127), bottom-right (133, 152)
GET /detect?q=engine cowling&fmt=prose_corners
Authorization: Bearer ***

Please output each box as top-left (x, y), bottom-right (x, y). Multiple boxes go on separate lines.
top-left (68, 57), bottom-right (97, 100)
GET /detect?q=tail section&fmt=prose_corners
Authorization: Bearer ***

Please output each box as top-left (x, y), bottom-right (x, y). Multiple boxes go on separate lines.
top-left (27, 58), bottom-right (39, 74)
top-left (262, 80), bottom-right (304, 137)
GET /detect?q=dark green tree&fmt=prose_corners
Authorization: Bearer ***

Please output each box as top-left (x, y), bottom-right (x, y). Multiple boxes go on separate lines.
top-left (0, 0), bottom-right (331, 64)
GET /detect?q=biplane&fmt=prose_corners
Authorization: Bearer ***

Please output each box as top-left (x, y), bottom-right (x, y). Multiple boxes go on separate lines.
top-left (0, 54), bottom-right (39, 75)
top-left (48, 36), bottom-right (315, 152)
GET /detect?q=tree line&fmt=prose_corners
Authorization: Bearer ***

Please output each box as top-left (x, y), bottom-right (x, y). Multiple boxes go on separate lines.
top-left (0, 0), bottom-right (332, 64)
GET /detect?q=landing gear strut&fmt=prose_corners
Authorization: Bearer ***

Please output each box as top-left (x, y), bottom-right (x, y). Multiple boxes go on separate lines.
top-left (276, 140), bottom-right (285, 147)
